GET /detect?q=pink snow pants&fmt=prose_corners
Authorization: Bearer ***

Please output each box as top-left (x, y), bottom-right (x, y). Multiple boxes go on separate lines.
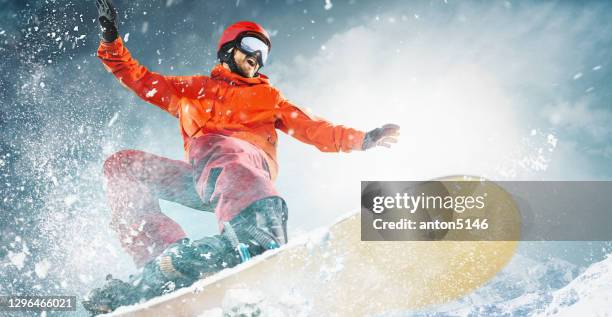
top-left (103, 134), bottom-right (279, 268)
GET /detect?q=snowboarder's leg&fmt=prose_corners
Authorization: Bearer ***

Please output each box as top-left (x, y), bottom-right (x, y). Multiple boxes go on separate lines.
top-left (136, 197), bottom-right (287, 291)
top-left (83, 234), bottom-right (237, 315)
top-left (189, 135), bottom-right (281, 227)
top-left (103, 150), bottom-right (207, 267)
top-left (84, 197), bottom-right (288, 314)
top-left (86, 136), bottom-right (289, 314)
top-left (127, 198), bottom-right (287, 299)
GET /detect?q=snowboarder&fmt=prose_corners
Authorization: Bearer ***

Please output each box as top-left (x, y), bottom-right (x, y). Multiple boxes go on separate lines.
top-left (84, 0), bottom-right (400, 314)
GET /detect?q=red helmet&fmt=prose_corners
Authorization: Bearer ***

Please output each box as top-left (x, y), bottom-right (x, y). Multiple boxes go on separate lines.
top-left (217, 21), bottom-right (271, 54)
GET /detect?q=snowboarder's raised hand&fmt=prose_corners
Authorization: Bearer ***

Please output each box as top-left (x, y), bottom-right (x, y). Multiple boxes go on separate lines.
top-left (362, 124), bottom-right (400, 150)
top-left (96, 0), bottom-right (118, 42)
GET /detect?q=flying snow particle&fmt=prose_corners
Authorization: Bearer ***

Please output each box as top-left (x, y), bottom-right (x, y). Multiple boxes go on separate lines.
top-left (199, 308), bottom-right (223, 316)
top-left (324, 0), bottom-right (333, 10)
top-left (547, 134), bottom-right (558, 149)
top-left (306, 228), bottom-right (331, 250)
top-left (35, 260), bottom-right (50, 278)
top-left (73, 26), bottom-right (78, 31)
top-left (108, 112), bottom-right (119, 127)
top-left (137, 220), bottom-right (146, 232)
top-left (78, 274), bottom-right (93, 283)
top-left (39, 82), bottom-right (45, 88)
top-left (222, 289), bottom-right (264, 313)
top-left (124, 32), bottom-right (130, 42)
top-left (592, 65), bottom-right (602, 71)
top-left (319, 256), bottom-right (345, 281)
top-left (64, 195), bottom-right (78, 206)
top-left (146, 88), bottom-right (158, 98)
top-left (573, 72), bottom-right (583, 80)
top-left (163, 281), bottom-right (176, 293)
top-left (8, 251), bottom-right (26, 270)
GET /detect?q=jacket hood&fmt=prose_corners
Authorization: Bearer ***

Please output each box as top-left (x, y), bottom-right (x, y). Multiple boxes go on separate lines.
top-left (210, 64), bottom-right (269, 86)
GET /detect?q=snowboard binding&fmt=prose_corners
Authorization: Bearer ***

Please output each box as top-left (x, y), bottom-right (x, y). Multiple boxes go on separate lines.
top-left (82, 274), bottom-right (139, 316)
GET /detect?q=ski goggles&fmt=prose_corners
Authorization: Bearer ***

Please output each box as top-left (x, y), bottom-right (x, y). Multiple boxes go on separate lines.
top-left (236, 36), bottom-right (270, 67)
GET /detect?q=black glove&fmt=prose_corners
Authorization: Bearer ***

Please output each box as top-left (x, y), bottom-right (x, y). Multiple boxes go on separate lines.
top-left (362, 123), bottom-right (400, 150)
top-left (96, 0), bottom-right (118, 42)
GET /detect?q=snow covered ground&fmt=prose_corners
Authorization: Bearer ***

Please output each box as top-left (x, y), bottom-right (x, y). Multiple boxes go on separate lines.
top-left (392, 254), bottom-right (612, 317)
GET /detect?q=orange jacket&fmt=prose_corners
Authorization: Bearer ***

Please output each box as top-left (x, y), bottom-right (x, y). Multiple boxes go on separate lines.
top-left (97, 38), bottom-right (365, 179)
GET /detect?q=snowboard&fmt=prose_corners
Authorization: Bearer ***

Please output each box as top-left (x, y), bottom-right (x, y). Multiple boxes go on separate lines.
top-left (104, 176), bottom-right (520, 316)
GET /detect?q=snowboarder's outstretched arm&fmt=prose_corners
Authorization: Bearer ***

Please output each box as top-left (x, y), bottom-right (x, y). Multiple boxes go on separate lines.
top-left (95, 0), bottom-right (207, 117)
top-left (275, 99), bottom-right (400, 152)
